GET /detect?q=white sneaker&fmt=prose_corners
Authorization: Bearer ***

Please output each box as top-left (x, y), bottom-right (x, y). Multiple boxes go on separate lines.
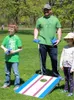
top-left (1, 84), bottom-right (9, 88)
top-left (67, 93), bottom-right (73, 96)
top-left (61, 90), bottom-right (68, 93)
top-left (14, 86), bottom-right (19, 90)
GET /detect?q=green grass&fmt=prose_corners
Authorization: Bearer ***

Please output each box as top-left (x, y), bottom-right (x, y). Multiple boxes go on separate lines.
top-left (0, 30), bottom-right (74, 100)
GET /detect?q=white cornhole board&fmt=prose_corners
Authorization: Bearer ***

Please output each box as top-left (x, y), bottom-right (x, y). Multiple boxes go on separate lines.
top-left (15, 74), bottom-right (61, 98)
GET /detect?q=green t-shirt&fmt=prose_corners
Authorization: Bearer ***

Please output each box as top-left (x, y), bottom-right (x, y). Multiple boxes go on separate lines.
top-left (36, 15), bottom-right (61, 45)
top-left (2, 35), bottom-right (22, 62)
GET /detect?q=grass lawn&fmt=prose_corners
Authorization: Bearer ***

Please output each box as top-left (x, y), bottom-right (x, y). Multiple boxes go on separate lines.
top-left (0, 30), bottom-right (74, 100)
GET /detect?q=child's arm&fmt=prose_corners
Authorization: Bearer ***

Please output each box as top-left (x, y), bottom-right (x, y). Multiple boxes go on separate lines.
top-left (10, 47), bottom-right (22, 54)
top-left (60, 48), bottom-right (64, 70)
top-left (70, 51), bottom-right (74, 73)
top-left (1, 45), bottom-right (8, 52)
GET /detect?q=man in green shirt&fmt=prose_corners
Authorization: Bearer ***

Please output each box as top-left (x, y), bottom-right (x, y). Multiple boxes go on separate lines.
top-left (34, 4), bottom-right (62, 77)
top-left (1, 24), bottom-right (22, 90)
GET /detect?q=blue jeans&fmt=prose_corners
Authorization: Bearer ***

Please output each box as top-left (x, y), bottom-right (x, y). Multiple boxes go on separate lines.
top-left (39, 44), bottom-right (59, 76)
top-left (4, 62), bottom-right (20, 86)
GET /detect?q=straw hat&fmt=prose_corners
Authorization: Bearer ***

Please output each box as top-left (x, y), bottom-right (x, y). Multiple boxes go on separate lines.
top-left (64, 32), bottom-right (74, 40)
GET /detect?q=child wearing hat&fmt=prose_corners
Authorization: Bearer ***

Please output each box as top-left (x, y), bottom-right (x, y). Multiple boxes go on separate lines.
top-left (60, 32), bottom-right (74, 96)
top-left (1, 24), bottom-right (22, 90)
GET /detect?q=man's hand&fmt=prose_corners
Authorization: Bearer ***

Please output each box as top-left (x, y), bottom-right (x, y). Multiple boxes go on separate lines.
top-left (51, 38), bottom-right (57, 45)
top-left (54, 39), bottom-right (61, 45)
top-left (33, 39), bottom-right (40, 43)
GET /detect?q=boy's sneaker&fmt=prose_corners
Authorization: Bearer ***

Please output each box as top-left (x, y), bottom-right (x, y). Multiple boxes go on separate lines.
top-left (67, 93), bottom-right (73, 96)
top-left (1, 84), bottom-right (9, 88)
top-left (14, 85), bottom-right (19, 90)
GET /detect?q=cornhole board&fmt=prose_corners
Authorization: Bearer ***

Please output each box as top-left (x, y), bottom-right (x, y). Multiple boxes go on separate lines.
top-left (15, 74), bottom-right (61, 98)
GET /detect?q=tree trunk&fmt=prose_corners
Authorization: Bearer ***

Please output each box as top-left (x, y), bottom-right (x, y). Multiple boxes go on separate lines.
top-left (71, 20), bottom-right (74, 32)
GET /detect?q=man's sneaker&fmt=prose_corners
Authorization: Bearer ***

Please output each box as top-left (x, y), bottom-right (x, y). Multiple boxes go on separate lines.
top-left (1, 84), bottom-right (9, 88)
top-left (53, 72), bottom-right (59, 77)
top-left (14, 85), bottom-right (19, 90)
top-left (61, 90), bottom-right (68, 93)
top-left (58, 76), bottom-right (64, 81)
top-left (67, 93), bottom-right (73, 96)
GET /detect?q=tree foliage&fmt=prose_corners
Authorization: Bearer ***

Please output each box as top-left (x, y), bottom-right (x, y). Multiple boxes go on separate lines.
top-left (52, 0), bottom-right (74, 30)
top-left (0, 0), bottom-right (74, 30)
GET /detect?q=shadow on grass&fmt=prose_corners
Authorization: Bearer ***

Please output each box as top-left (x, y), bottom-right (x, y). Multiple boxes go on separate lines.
top-left (50, 84), bottom-right (64, 94)
top-left (10, 78), bottom-right (25, 86)
top-left (35, 69), bottom-right (54, 76)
